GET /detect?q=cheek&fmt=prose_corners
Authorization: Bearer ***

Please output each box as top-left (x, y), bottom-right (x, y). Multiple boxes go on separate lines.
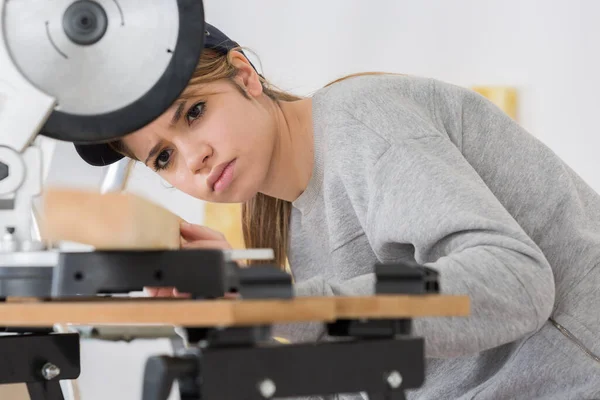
top-left (228, 107), bottom-right (273, 155)
top-left (163, 166), bottom-right (207, 199)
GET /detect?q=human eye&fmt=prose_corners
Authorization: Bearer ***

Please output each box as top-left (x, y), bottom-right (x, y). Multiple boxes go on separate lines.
top-left (153, 149), bottom-right (173, 171)
top-left (185, 101), bottom-right (206, 126)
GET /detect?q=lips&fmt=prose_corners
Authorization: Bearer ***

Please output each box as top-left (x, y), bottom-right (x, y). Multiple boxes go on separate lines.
top-left (207, 159), bottom-right (236, 192)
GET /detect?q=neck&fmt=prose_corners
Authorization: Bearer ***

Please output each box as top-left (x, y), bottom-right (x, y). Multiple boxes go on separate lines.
top-left (259, 96), bottom-right (314, 202)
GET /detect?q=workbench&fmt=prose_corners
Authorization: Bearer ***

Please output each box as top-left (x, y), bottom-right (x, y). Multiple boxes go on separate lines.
top-left (0, 294), bottom-right (469, 400)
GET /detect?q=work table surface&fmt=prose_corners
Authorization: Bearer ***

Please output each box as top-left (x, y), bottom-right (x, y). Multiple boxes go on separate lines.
top-left (0, 295), bottom-right (469, 327)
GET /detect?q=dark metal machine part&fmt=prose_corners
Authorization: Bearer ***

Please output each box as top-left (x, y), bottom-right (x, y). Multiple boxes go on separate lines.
top-left (0, 266), bottom-right (53, 297)
top-left (140, 260), bottom-right (439, 400)
top-left (0, 333), bottom-right (81, 400)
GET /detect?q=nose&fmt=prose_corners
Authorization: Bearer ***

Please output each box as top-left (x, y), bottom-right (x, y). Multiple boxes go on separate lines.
top-left (180, 143), bottom-right (212, 174)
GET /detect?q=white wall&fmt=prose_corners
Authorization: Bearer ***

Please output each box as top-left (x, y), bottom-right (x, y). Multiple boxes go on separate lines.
top-left (204, 0), bottom-right (600, 192)
top-left (43, 1), bottom-right (599, 399)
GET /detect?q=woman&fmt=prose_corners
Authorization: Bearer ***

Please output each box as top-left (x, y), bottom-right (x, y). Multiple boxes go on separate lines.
top-left (75, 24), bottom-right (600, 399)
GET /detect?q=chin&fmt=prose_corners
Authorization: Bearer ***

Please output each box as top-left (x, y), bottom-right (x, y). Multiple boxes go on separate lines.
top-left (212, 181), bottom-right (260, 204)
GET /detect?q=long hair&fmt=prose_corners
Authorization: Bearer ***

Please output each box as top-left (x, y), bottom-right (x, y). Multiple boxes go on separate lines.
top-left (109, 48), bottom-right (299, 269)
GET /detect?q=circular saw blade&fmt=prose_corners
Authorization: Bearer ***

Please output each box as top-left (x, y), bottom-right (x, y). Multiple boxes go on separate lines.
top-left (3, 0), bottom-right (205, 143)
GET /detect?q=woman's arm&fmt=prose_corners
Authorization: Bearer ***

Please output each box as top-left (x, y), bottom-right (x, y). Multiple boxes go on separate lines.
top-left (364, 138), bottom-right (555, 358)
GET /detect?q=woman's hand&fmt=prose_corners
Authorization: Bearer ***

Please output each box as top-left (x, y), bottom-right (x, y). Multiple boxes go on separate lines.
top-left (180, 221), bottom-right (233, 250)
top-left (143, 222), bottom-right (233, 298)
top-left (143, 287), bottom-right (190, 298)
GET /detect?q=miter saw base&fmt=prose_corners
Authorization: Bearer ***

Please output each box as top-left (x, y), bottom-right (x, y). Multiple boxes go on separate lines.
top-left (0, 249), bottom-right (292, 299)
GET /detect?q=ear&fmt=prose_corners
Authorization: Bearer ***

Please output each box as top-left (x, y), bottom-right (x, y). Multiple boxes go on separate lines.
top-left (229, 51), bottom-right (263, 98)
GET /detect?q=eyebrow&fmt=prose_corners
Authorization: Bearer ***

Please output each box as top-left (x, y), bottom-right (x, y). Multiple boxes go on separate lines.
top-left (170, 101), bottom-right (186, 127)
top-left (142, 101), bottom-right (187, 165)
top-left (144, 143), bottom-right (163, 166)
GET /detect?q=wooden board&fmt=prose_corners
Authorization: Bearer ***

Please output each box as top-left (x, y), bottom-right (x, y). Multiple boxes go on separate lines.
top-left (335, 295), bottom-right (470, 318)
top-left (40, 188), bottom-right (182, 250)
top-left (0, 295), bottom-right (469, 327)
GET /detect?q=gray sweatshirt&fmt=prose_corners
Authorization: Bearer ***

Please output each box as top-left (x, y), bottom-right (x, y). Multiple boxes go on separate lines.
top-left (276, 75), bottom-right (600, 399)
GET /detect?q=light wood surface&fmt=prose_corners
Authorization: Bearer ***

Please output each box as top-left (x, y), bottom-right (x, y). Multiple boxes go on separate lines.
top-left (40, 188), bottom-right (182, 250)
top-left (335, 295), bottom-right (470, 318)
top-left (0, 295), bottom-right (469, 327)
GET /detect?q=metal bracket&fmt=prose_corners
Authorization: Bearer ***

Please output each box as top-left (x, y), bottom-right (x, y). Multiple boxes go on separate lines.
top-left (0, 333), bottom-right (80, 400)
top-left (228, 263), bottom-right (293, 299)
top-left (327, 318), bottom-right (412, 338)
top-left (375, 261), bottom-right (440, 295)
top-left (141, 336), bottom-right (422, 400)
top-left (201, 338), bottom-right (422, 399)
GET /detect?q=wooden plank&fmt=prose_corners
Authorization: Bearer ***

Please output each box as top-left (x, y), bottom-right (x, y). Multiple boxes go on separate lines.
top-left (0, 298), bottom-right (335, 327)
top-left (335, 295), bottom-right (470, 318)
top-left (40, 188), bottom-right (182, 250)
top-left (0, 295), bottom-right (469, 327)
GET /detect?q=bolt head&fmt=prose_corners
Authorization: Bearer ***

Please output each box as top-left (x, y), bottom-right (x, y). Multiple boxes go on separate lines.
top-left (387, 370), bottom-right (403, 389)
top-left (0, 162), bottom-right (8, 181)
top-left (42, 363), bottom-right (61, 380)
top-left (258, 379), bottom-right (276, 398)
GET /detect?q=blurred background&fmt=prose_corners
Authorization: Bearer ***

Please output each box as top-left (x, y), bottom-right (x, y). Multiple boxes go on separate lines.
top-left (30, 0), bottom-right (600, 399)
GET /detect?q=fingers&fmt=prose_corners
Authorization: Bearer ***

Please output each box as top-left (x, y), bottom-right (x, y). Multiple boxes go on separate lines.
top-left (143, 287), bottom-right (191, 298)
top-left (172, 288), bottom-right (192, 298)
top-left (181, 239), bottom-right (232, 250)
top-left (180, 221), bottom-right (226, 242)
top-left (142, 287), bottom-right (232, 299)
top-left (144, 287), bottom-right (171, 297)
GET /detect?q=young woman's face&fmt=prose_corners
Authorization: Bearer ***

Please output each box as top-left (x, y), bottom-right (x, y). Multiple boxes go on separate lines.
top-left (121, 78), bottom-right (277, 203)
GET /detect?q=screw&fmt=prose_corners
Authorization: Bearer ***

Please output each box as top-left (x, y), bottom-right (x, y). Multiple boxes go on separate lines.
top-left (387, 370), bottom-right (403, 389)
top-left (258, 378), bottom-right (276, 398)
top-left (42, 363), bottom-right (61, 380)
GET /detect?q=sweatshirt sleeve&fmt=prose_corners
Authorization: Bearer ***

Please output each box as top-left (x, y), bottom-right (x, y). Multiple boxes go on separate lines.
top-left (289, 133), bottom-right (556, 356)
top-left (362, 105), bottom-right (556, 357)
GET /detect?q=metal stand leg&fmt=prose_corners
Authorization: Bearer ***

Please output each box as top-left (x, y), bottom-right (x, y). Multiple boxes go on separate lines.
top-left (367, 390), bottom-right (407, 400)
top-left (26, 382), bottom-right (65, 400)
